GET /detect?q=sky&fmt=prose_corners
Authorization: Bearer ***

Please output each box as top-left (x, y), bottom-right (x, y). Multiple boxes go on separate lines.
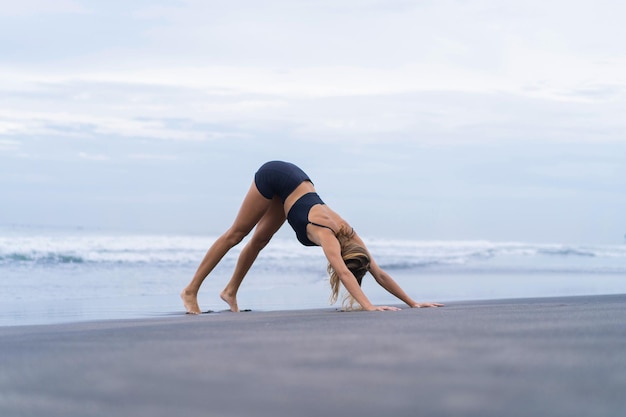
top-left (1, 0), bottom-right (625, 244)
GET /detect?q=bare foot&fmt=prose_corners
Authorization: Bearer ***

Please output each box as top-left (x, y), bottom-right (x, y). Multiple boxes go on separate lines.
top-left (220, 290), bottom-right (239, 312)
top-left (181, 289), bottom-right (201, 314)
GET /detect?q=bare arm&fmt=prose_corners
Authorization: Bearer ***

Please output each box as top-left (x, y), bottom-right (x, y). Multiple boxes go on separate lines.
top-left (352, 233), bottom-right (444, 308)
top-left (367, 261), bottom-right (443, 308)
top-left (318, 230), bottom-right (399, 311)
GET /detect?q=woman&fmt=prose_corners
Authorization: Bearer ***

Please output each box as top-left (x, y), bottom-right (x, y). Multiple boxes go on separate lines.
top-left (181, 161), bottom-right (443, 313)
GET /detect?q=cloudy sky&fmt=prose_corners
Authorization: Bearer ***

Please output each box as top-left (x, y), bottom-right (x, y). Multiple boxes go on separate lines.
top-left (1, 0), bottom-right (625, 243)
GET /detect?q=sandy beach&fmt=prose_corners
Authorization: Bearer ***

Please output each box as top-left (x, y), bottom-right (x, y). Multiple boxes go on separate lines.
top-left (1, 294), bottom-right (625, 417)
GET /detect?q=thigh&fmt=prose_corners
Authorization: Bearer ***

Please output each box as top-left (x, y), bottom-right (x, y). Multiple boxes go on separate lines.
top-left (251, 196), bottom-right (286, 243)
top-left (229, 181), bottom-right (275, 235)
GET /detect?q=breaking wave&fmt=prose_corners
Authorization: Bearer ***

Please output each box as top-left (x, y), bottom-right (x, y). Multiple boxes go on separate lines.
top-left (1, 233), bottom-right (625, 273)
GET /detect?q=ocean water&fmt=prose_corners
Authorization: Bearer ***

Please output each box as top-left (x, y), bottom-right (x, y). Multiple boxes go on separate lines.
top-left (1, 226), bottom-right (625, 326)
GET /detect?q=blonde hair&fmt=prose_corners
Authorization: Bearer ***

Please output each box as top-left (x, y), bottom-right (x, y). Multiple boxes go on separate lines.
top-left (328, 226), bottom-right (370, 310)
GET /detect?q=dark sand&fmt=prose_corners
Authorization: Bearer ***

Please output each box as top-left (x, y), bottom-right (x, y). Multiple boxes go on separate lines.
top-left (1, 295), bottom-right (625, 417)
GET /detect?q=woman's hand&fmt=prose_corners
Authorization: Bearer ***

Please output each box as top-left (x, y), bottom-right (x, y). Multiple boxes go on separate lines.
top-left (411, 302), bottom-right (444, 308)
top-left (365, 305), bottom-right (402, 311)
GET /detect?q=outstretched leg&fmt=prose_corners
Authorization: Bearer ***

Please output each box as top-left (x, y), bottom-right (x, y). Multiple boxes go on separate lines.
top-left (220, 196), bottom-right (286, 312)
top-left (181, 182), bottom-right (273, 314)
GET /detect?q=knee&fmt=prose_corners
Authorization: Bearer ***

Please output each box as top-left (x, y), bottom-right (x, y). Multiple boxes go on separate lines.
top-left (250, 235), bottom-right (273, 251)
top-left (223, 229), bottom-right (248, 247)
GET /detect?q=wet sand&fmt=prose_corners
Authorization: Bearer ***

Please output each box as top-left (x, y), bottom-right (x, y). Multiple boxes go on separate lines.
top-left (1, 294), bottom-right (625, 417)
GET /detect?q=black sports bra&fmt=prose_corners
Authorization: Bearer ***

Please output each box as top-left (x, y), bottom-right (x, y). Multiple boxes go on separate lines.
top-left (286, 193), bottom-right (335, 246)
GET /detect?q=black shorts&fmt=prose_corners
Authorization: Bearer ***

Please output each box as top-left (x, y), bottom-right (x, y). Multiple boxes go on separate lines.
top-left (254, 161), bottom-right (312, 202)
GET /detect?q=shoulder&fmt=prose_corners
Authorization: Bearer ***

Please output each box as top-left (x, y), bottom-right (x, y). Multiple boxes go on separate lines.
top-left (317, 230), bottom-right (343, 260)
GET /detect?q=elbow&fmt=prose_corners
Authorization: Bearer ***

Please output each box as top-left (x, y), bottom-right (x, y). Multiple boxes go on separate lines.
top-left (373, 274), bottom-right (387, 286)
